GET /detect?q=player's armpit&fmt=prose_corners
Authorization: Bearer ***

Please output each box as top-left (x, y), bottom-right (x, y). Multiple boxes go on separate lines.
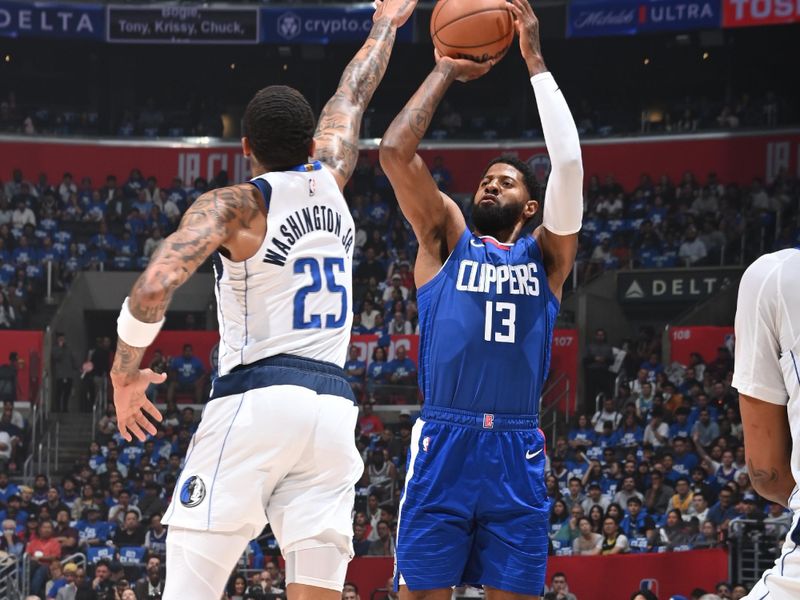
top-left (739, 393), bottom-right (795, 506)
top-left (128, 184), bottom-right (260, 325)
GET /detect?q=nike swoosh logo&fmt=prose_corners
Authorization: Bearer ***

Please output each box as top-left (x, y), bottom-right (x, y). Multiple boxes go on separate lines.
top-left (526, 449), bottom-right (543, 460)
top-left (470, 240), bottom-right (484, 247)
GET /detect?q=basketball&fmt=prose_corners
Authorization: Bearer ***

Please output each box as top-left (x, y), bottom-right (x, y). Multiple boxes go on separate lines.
top-left (430, 0), bottom-right (515, 63)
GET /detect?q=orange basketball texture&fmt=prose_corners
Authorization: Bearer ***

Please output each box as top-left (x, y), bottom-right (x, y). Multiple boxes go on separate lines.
top-left (431, 0), bottom-right (515, 63)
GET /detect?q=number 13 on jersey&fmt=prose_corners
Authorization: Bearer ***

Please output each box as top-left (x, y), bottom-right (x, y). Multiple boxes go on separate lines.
top-left (484, 301), bottom-right (516, 343)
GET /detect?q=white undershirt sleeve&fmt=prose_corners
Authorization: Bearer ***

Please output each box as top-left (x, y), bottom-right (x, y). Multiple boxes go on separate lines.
top-left (731, 254), bottom-right (788, 405)
top-left (531, 71), bottom-right (584, 235)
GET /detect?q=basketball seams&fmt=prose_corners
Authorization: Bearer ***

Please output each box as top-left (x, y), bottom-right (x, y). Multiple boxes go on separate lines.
top-left (432, 6), bottom-right (513, 35)
top-left (432, 6), bottom-right (513, 51)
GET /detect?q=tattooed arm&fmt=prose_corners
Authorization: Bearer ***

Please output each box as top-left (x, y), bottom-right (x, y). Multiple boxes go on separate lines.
top-left (313, 0), bottom-right (417, 191)
top-left (110, 184), bottom-right (260, 441)
top-left (739, 394), bottom-right (795, 506)
top-left (379, 55), bottom-right (492, 287)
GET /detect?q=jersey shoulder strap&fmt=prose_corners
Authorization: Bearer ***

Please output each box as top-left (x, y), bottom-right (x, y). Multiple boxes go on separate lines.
top-left (249, 178), bottom-right (273, 210)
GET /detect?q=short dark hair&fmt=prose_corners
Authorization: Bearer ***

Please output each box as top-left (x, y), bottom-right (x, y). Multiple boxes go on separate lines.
top-left (482, 155), bottom-right (538, 200)
top-left (551, 571), bottom-right (567, 582)
top-left (243, 85), bottom-right (315, 169)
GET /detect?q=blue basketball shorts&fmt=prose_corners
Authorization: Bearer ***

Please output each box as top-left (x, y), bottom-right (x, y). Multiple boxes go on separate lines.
top-left (394, 406), bottom-right (550, 595)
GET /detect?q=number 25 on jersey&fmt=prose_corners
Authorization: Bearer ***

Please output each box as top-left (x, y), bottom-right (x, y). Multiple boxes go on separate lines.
top-left (293, 257), bottom-right (347, 329)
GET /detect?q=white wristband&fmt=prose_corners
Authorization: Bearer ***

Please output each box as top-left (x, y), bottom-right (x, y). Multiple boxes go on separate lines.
top-left (116, 297), bottom-right (165, 348)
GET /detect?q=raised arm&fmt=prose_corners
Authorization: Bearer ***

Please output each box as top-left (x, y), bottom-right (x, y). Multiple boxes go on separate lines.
top-left (313, 0), bottom-right (417, 191)
top-left (509, 0), bottom-right (583, 301)
top-left (380, 55), bottom-right (492, 286)
top-left (110, 184), bottom-right (260, 442)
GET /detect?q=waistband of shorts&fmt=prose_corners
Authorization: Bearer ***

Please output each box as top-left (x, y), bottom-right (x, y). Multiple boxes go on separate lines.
top-left (420, 405), bottom-right (539, 431)
top-left (210, 353), bottom-right (355, 404)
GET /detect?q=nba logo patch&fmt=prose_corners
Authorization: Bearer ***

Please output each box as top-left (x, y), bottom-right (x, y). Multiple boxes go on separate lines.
top-left (483, 414), bottom-right (494, 429)
top-left (639, 579), bottom-right (659, 596)
top-left (308, 178), bottom-right (316, 196)
top-left (180, 475), bottom-right (206, 508)
top-left (422, 436), bottom-right (430, 452)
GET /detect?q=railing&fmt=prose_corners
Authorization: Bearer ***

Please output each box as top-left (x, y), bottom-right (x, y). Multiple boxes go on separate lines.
top-left (728, 519), bottom-right (782, 587)
top-left (0, 554), bottom-right (21, 600)
top-left (24, 370), bottom-right (50, 484)
top-left (17, 552), bottom-right (85, 598)
top-left (539, 372), bottom-right (570, 441)
top-left (92, 376), bottom-right (110, 442)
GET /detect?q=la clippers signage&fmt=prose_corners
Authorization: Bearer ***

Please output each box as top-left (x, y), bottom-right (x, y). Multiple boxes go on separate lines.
top-left (723, 0), bottom-right (800, 27)
top-left (617, 268), bottom-right (743, 304)
top-left (260, 6), bottom-right (414, 44)
top-left (107, 6), bottom-right (259, 44)
top-left (568, 0), bottom-right (722, 37)
top-left (2, 129), bottom-right (800, 193)
top-left (0, 0), bottom-right (104, 40)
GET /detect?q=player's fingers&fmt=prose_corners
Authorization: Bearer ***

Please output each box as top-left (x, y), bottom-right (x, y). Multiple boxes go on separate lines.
top-left (141, 400), bottom-right (163, 422)
top-left (118, 420), bottom-right (132, 443)
top-left (141, 368), bottom-right (167, 384)
top-left (135, 411), bottom-right (157, 436)
top-left (127, 421), bottom-right (147, 443)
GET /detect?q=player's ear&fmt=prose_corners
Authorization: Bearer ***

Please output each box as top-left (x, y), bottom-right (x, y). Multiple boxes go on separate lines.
top-left (241, 137), bottom-right (252, 158)
top-left (308, 139), bottom-right (317, 162)
top-left (523, 199), bottom-right (539, 219)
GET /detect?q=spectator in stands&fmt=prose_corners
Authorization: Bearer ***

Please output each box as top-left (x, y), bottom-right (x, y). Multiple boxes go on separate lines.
top-left (143, 514), bottom-right (167, 560)
top-left (678, 225), bottom-right (707, 266)
top-left (600, 516), bottom-right (629, 555)
top-left (53, 508), bottom-right (78, 558)
top-left (353, 522), bottom-right (370, 557)
top-left (75, 504), bottom-right (110, 549)
top-left (52, 332), bottom-right (78, 412)
top-left (344, 345), bottom-right (366, 400)
top-left (644, 471), bottom-right (673, 516)
top-left (584, 329), bottom-right (614, 404)
top-left (0, 517), bottom-right (23, 557)
top-left (670, 478), bottom-right (694, 513)
top-left (360, 299), bottom-right (380, 331)
top-left (659, 509), bottom-right (692, 550)
top-left (364, 449), bottom-right (396, 501)
top-left (167, 344), bottom-right (205, 404)
top-left (573, 516), bottom-right (602, 556)
top-left (143, 227), bottom-right (164, 259)
top-left (547, 572), bottom-right (578, 600)
top-left (367, 347), bottom-right (390, 396)
top-left (643, 409), bottom-right (669, 448)
top-left (387, 345), bottom-right (417, 399)
top-left (367, 519), bottom-right (395, 557)
top-left (28, 520), bottom-right (62, 595)
top-left (133, 555), bottom-right (163, 599)
top-left (356, 248), bottom-right (386, 283)
top-left (691, 408), bottom-right (720, 448)
top-left (358, 400), bottom-right (383, 436)
top-left (387, 310), bottom-right (413, 335)
top-left (592, 395), bottom-right (621, 434)
top-left (12, 198), bottom-right (36, 228)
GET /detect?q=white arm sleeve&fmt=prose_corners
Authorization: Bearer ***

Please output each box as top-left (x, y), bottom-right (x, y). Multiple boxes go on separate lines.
top-left (532, 71), bottom-right (584, 235)
top-left (731, 254), bottom-right (788, 405)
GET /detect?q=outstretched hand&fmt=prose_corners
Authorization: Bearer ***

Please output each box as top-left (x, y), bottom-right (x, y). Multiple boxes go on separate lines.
top-left (373, 0), bottom-right (418, 27)
top-left (508, 0), bottom-right (547, 75)
top-left (434, 49), bottom-right (496, 83)
top-left (112, 369), bottom-right (165, 442)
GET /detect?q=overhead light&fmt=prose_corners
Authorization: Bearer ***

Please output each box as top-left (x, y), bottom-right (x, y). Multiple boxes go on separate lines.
top-left (702, 52), bottom-right (709, 60)
top-left (643, 58), bottom-right (650, 65)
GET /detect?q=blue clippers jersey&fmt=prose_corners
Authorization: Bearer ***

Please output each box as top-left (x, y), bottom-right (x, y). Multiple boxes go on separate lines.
top-left (417, 229), bottom-right (558, 415)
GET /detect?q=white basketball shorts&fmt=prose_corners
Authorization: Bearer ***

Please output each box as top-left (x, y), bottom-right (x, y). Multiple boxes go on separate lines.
top-left (162, 354), bottom-right (363, 556)
top-left (745, 489), bottom-right (800, 600)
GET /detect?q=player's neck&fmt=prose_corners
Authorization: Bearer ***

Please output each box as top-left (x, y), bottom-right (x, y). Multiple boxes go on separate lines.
top-left (473, 221), bottom-right (525, 245)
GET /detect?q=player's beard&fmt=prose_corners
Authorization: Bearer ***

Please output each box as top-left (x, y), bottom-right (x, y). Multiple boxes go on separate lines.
top-left (471, 200), bottom-right (524, 237)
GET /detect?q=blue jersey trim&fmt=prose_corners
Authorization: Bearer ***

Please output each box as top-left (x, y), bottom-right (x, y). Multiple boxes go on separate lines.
top-left (248, 178), bottom-right (273, 211)
top-left (288, 161), bottom-right (323, 172)
top-left (209, 353), bottom-right (356, 403)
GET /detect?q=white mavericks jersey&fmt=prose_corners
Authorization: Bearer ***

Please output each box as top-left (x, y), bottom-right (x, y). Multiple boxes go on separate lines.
top-left (213, 162), bottom-right (355, 376)
top-left (732, 247), bottom-right (800, 508)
